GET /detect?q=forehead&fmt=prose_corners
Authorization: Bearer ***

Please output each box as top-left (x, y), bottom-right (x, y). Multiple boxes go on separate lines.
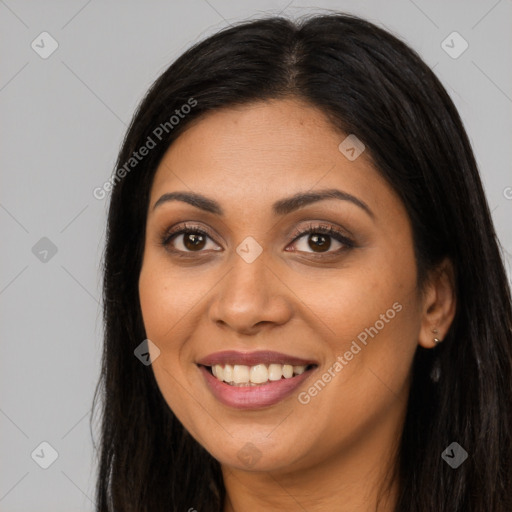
top-left (149, 98), bottom-right (393, 217)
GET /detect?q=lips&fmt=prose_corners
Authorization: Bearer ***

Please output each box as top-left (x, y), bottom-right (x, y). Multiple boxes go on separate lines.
top-left (196, 350), bottom-right (318, 409)
top-left (196, 350), bottom-right (318, 367)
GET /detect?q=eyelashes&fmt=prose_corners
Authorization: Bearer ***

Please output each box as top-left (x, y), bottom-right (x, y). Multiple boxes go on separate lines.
top-left (160, 221), bottom-right (355, 258)
top-left (287, 222), bottom-right (355, 255)
top-left (160, 222), bottom-right (220, 256)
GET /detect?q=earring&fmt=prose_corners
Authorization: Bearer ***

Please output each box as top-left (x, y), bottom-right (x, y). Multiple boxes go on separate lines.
top-left (430, 328), bottom-right (442, 382)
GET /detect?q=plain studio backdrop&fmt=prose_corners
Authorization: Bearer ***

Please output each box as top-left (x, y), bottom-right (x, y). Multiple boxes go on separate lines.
top-left (1, 1), bottom-right (511, 510)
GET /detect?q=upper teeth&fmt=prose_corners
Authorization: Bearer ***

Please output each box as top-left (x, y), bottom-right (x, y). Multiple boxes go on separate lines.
top-left (212, 363), bottom-right (307, 385)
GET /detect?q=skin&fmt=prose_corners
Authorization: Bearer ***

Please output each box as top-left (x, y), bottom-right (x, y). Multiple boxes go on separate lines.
top-left (138, 98), bottom-right (456, 512)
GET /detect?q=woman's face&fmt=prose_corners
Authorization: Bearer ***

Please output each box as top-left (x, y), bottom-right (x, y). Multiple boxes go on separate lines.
top-left (138, 98), bottom-right (426, 473)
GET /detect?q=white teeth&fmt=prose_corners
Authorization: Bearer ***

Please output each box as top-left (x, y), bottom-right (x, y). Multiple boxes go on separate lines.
top-left (210, 363), bottom-right (309, 385)
top-left (268, 364), bottom-right (282, 381)
top-left (250, 364), bottom-right (268, 384)
top-left (233, 365), bottom-right (250, 384)
top-left (223, 364), bottom-right (233, 382)
top-left (282, 364), bottom-right (293, 378)
top-left (293, 365), bottom-right (305, 375)
top-left (214, 364), bottom-right (224, 381)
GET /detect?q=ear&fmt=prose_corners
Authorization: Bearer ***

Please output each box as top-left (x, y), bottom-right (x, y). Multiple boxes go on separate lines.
top-left (418, 258), bottom-right (457, 349)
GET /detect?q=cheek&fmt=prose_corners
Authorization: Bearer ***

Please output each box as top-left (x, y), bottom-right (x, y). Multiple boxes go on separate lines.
top-left (138, 258), bottom-right (201, 428)
top-left (296, 262), bottom-right (417, 347)
top-left (302, 243), bottom-right (421, 386)
top-left (138, 253), bottom-right (206, 342)
top-left (294, 285), bottom-right (420, 456)
top-left (138, 265), bottom-right (172, 342)
top-left (138, 255), bottom-right (213, 390)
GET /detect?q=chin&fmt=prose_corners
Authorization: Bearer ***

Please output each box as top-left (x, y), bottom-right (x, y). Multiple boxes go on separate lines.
top-left (206, 436), bottom-right (305, 472)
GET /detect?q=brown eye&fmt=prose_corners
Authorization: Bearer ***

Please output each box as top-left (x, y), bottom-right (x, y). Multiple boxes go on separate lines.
top-left (166, 230), bottom-right (218, 252)
top-left (306, 233), bottom-right (332, 252)
top-left (289, 224), bottom-right (354, 255)
top-left (182, 232), bottom-right (207, 251)
top-left (161, 224), bottom-right (221, 254)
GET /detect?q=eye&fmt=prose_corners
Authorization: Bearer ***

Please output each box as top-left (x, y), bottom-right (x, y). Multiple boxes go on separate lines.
top-left (160, 223), bottom-right (221, 255)
top-left (287, 222), bottom-right (354, 255)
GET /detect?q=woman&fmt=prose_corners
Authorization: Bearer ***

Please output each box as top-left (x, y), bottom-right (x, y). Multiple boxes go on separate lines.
top-left (92, 12), bottom-right (512, 512)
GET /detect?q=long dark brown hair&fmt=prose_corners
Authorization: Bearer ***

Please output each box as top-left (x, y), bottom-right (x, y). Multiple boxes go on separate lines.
top-left (92, 12), bottom-right (512, 511)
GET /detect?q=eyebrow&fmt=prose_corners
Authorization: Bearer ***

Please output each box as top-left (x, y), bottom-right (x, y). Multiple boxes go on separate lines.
top-left (152, 188), bottom-right (374, 219)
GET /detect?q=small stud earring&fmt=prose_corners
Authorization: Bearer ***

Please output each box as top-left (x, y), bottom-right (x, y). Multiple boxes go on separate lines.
top-left (430, 328), bottom-right (442, 381)
top-left (432, 328), bottom-right (442, 345)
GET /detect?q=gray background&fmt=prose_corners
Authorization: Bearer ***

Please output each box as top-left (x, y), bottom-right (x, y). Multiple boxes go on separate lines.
top-left (1, 0), bottom-right (511, 510)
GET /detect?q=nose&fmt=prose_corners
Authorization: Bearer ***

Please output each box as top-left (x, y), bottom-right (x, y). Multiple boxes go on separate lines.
top-left (208, 249), bottom-right (293, 336)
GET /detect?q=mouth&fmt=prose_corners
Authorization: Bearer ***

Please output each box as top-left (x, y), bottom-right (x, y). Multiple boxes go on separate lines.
top-left (196, 351), bottom-right (319, 409)
top-left (199, 362), bottom-right (317, 386)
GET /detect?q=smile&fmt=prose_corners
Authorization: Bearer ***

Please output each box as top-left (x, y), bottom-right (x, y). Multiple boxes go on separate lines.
top-left (196, 350), bottom-right (318, 409)
top-left (208, 363), bottom-right (315, 385)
